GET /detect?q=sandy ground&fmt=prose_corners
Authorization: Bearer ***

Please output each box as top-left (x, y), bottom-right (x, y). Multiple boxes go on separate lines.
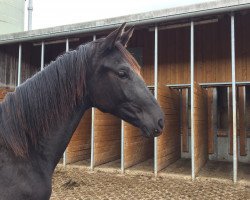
top-left (51, 163), bottom-right (250, 200)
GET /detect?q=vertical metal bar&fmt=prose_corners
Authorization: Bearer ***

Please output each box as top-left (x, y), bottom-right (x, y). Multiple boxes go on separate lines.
top-left (27, 0), bottom-right (33, 30)
top-left (231, 13), bottom-right (237, 183)
top-left (154, 25), bottom-right (158, 176)
top-left (63, 38), bottom-right (69, 167)
top-left (66, 38), bottom-right (69, 52)
top-left (41, 41), bottom-right (44, 70)
top-left (90, 35), bottom-right (96, 170)
top-left (190, 21), bottom-right (195, 180)
top-left (17, 44), bottom-right (22, 86)
top-left (121, 120), bottom-right (125, 173)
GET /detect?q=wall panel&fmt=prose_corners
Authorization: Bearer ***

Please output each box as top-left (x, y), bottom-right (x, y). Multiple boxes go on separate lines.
top-left (93, 109), bottom-right (121, 166)
top-left (66, 109), bottom-right (92, 164)
top-left (123, 123), bottom-right (153, 169)
top-left (194, 16), bottom-right (231, 83)
top-left (0, 44), bottom-right (18, 86)
top-left (236, 13), bottom-right (250, 82)
top-left (158, 27), bottom-right (190, 85)
top-left (193, 82), bottom-right (208, 176)
top-left (157, 85), bottom-right (181, 171)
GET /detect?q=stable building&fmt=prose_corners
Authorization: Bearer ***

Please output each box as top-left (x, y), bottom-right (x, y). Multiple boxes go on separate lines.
top-left (0, 0), bottom-right (250, 183)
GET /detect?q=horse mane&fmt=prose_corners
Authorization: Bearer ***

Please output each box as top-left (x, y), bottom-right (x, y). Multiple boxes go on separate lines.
top-left (0, 44), bottom-right (88, 157)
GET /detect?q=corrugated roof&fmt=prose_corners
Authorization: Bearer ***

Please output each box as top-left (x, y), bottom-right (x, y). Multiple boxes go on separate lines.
top-left (0, 0), bottom-right (250, 44)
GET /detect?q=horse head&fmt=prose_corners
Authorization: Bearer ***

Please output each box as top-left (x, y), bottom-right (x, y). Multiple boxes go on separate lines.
top-left (86, 23), bottom-right (164, 137)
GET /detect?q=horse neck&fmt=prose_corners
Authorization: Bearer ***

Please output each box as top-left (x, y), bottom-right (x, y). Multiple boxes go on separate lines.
top-left (0, 47), bottom-right (91, 170)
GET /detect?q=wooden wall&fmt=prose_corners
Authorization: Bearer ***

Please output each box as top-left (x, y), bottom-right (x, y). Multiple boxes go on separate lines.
top-left (44, 43), bottom-right (65, 67)
top-left (158, 27), bottom-right (190, 84)
top-left (0, 44), bottom-right (18, 86)
top-left (157, 85), bottom-right (181, 171)
top-left (66, 109), bottom-right (92, 164)
top-left (236, 13), bottom-right (250, 82)
top-left (207, 88), bottom-right (217, 154)
top-left (181, 88), bottom-right (189, 152)
top-left (129, 30), bottom-right (154, 85)
top-left (22, 43), bottom-right (41, 83)
top-left (193, 82), bottom-right (208, 176)
top-left (123, 122), bottom-right (153, 169)
top-left (0, 87), bottom-right (14, 101)
top-left (93, 109), bottom-right (121, 166)
top-left (195, 16), bottom-right (231, 83)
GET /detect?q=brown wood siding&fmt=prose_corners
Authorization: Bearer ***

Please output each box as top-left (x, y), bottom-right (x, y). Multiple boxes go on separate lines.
top-left (66, 108), bottom-right (92, 164)
top-left (181, 88), bottom-right (189, 152)
top-left (158, 27), bottom-right (190, 85)
top-left (157, 85), bottom-right (181, 171)
top-left (0, 44), bottom-right (18, 86)
top-left (207, 88), bottom-right (216, 154)
top-left (129, 30), bottom-right (154, 85)
top-left (235, 13), bottom-right (250, 82)
top-left (22, 43), bottom-right (41, 83)
top-left (123, 122), bottom-right (153, 169)
top-left (194, 16), bottom-right (231, 83)
top-left (193, 82), bottom-right (208, 176)
top-left (237, 86), bottom-right (246, 156)
top-left (93, 109), bottom-right (121, 166)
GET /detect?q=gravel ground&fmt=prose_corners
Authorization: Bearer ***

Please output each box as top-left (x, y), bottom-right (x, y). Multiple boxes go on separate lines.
top-left (51, 165), bottom-right (250, 200)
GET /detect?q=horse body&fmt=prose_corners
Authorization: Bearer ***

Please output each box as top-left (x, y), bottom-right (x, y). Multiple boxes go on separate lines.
top-left (0, 23), bottom-right (164, 199)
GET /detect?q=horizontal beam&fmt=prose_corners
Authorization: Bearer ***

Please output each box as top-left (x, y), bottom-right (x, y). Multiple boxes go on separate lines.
top-left (167, 82), bottom-right (250, 89)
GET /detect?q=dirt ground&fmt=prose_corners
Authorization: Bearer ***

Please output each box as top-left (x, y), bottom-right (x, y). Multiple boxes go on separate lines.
top-left (51, 164), bottom-right (250, 200)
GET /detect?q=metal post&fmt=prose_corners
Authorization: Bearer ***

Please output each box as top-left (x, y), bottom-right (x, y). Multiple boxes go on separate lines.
top-left (41, 42), bottom-right (44, 70)
top-left (190, 21), bottom-right (195, 180)
top-left (90, 35), bottom-right (96, 170)
top-left (154, 25), bottom-right (158, 176)
top-left (27, 0), bottom-right (33, 31)
top-left (17, 44), bottom-right (22, 86)
top-left (90, 107), bottom-right (95, 170)
top-left (121, 120), bottom-right (125, 173)
top-left (66, 38), bottom-right (69, 52)
top-left (63, 38), bottom-right (70, 167)
top-left (231, 13), bottom-right (237, 183)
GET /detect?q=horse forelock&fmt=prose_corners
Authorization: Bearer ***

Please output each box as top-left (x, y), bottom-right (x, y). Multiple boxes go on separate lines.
top-left (116, 42), bottom-right (142, 78)
top-left (0, 45), bottom-right (88, 157)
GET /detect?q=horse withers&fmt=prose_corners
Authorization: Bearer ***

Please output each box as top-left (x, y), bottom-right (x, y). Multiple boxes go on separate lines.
top-left (0, 23), bottom-right (164, 199)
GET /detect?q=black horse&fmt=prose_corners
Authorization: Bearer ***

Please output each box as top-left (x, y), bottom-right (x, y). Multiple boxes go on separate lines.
top-left (0, 23), bottom-right (164, 200)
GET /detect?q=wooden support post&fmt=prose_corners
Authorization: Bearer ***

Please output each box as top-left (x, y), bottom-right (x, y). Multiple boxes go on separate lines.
top-left (181, 89), bottom-right (189, 152)
top-left (238, 86), bottom-right (246, 156)
top-left (207, 88), bottom-right (215, 154)
top-left (193, 82), bottom-right (208, 177)
top-left (228, 87), bottom-right (233, 155)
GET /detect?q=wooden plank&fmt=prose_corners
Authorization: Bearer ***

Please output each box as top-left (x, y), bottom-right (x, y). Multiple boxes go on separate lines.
top-left (93, 109), bottom-right (121, 167)
top-left (193, 82), bottom-right (208, 176)
top-left (228, 87), bottom-right (233, 155)
top-left (124, 121), bottom-right (153, 169)
top-left (157, 85), bottom-right (181, 172)
top-left (207, 88), bottom-right (215, 154)
top-left (66, 109), bottom-right (92, 164)
top-left (181, 89), bottom-right (189, 152)
top-left (238, 86), bottom-right (246, 156)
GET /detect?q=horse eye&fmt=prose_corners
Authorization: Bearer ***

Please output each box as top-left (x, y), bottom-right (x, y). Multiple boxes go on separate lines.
top-left (118, 70), bottom-right (127, 79)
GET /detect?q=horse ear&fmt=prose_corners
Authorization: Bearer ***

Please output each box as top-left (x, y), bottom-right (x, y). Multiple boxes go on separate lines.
top-left (102, 22), bottom-right (126, 50)
top-left (120, 26), bottom-right (134, 48)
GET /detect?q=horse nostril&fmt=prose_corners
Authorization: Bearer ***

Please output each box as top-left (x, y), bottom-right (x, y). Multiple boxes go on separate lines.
top-left (158, 119), bottom-right (164, 129)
